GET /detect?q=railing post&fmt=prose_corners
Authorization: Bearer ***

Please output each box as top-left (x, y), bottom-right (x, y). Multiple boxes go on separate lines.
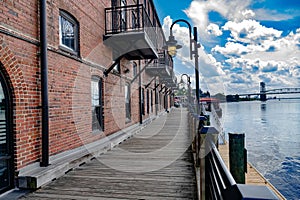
top-left (229, 133), bottom-right (246, 184)
top-left (196, 116), bottom-right (207, 166)
top-left (200, 126), bottom-right (219, 200)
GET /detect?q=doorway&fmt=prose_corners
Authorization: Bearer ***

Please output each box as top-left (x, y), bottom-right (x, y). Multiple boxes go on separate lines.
top-left (0, 67), bottom-right (14, 193)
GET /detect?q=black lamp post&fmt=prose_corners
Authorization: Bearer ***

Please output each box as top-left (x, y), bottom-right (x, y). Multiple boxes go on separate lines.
top-left (179, 73), bottom-right (191, 106)
top-left (165, 19), bottom-right (201, 114)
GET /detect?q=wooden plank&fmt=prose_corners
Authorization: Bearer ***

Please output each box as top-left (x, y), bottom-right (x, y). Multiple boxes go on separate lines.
top-left (20, 108), bottom-right (197, 199)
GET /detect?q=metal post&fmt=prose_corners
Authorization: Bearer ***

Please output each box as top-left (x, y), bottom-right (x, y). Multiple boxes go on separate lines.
top-left (193, 27), bottom-right (200, 115)
top-left (188, 83), bottom-right (191, 107)
top-left (40, 0), bottom-right (49, 167)
top-left (229, 133), bottom-right (246, 184)
top-left (139, 61), bottom-right (142, 124)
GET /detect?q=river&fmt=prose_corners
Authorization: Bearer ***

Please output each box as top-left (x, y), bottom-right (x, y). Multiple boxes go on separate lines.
top-left (220, 100), bottom-right (300, 200)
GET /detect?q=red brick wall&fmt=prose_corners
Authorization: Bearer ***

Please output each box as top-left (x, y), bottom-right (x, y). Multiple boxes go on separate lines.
top-left (0, 34), bottom-right (40, 169)
top-left (0, 0), bottom-right (168, 171)
top-left (0, 0), bottom-right (40, 169)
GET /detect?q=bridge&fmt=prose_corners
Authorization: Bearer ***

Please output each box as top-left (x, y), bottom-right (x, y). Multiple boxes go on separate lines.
top-left (231, 82), bottom-right (300, 101)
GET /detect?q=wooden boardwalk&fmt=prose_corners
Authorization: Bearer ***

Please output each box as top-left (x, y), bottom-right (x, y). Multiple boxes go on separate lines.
top-left (20, 108), bottom-right (197, 199)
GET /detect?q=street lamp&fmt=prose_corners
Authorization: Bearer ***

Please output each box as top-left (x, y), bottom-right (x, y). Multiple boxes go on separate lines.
top-left (179, 74), bottom-right (191, 106)
top-left (179, 73), bottom-right (191, 85)
top-left (165, 35), bottom-right (182, 57)
top-left (165, 19), bottom-right (201, 114)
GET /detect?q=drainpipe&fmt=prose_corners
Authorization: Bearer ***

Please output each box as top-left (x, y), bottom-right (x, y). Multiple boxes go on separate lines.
top-left (139, 61), bottom-right (142, 124)
top-left (40, 0), bottom-right (49, 167)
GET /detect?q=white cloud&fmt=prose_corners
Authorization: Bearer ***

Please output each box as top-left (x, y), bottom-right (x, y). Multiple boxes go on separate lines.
top-left (222, 19), bottom-right (282, 44)
top-left (206, 23), bottom-right (223, 36)
top-left (213, 42), bottom-right (249, 56)
top-left (241, 9), bottom-right (255, 19)
top-left (224, 55), bottom-right (300, 90)
top-left (184, 0), bottom-right (253, 41)
top-left (254, 8), bottom-right (298, 21)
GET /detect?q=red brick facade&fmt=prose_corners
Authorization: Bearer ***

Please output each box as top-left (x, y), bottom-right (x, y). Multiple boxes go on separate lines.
top-left (0, 0), bottom-right (174, 191)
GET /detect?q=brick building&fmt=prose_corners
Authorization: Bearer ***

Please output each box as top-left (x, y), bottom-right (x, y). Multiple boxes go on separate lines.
top-left (0, 0), bottom-right (177, 193)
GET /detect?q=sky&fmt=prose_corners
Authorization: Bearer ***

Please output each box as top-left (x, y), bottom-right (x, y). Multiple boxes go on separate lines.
top-left (153, 0), bottom-right (300, 95)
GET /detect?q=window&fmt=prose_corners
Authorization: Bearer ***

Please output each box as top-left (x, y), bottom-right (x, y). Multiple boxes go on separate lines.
top-left (146, 89), bottom-right (149, 114)
top-left (150, 90), bottom-right (153, 113)
top-left (141, 88), bottom-right (145, 115)
top-left (91, 76), bottom-right (104, 131)
top-left (132, 62), bottom-right (137, 77)
top-left (59, 10), bottom-right (79, 54)
top-left (125, 83), bottom-right (131, 121)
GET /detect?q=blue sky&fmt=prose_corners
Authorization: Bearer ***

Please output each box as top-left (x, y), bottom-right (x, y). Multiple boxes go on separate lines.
top-left (153, 0), bottom-right (300, 95)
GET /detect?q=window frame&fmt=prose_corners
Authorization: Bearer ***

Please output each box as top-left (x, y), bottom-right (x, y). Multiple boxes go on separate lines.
top-left (59, 10), bottom-right (79, 55)
top-left (91, 76), bottom-right (104, 132)
top-left (141, 88), bottom-right (145, 115)
top-left (125, 82), bottom-right (131, 122)
top-left (150, 90), bottom-right (153, 113)
top-left (146, 89), bottom-right (149, 114)
top-left (132, 61), bottom-right (137, 77)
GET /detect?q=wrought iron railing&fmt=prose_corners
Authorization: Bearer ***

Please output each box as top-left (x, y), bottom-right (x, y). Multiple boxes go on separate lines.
top-left (105, 4), bottom-right (158, 48)
top-left (147, 51), bottom-right (173, 73)
top-left (156, 51), bottom-right (173, 68)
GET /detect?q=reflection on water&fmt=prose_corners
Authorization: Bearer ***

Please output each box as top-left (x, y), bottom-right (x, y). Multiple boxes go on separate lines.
top-left (261, 103), bottom-right (266, 111)
top-left (260, 103), bottom-right (267, 125)
top-left (221, 100), bottom-right (300, 200)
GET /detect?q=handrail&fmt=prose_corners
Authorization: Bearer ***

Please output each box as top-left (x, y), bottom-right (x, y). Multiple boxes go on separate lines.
top-left (188, 111), bottom-right (279, 200)
top-left (209, 140), bottom-right (236, 186)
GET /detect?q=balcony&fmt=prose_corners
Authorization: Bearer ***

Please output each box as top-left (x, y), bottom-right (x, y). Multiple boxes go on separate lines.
top-left (161, 70), bottom-right (177, 88)
top-left (104, 4), bottom-right (158, 60)
top-left (145, 50), bottom-right (177, 87)
top-left (146, 51), bottom-right (173, 77)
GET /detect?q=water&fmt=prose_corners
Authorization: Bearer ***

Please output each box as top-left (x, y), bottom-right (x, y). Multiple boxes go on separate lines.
top-left (221, 100), bottom-right (300, 200)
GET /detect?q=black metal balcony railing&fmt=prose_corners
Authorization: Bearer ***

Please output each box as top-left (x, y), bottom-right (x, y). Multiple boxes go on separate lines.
top-left (104, 4), bottom-right (159, 60)
top-left (162, 70), bottom-right (177, 88)
top-left (146, 51), bottom-right (173, 76)
top-left (145, 50), bottom-right (177, 88)
top-left (156, 50), bottom-right (173, 69)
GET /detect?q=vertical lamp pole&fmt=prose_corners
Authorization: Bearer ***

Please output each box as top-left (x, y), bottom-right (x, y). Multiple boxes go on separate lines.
top-left (179, 73), bottom-right (191, 107)
top-left (165, 19), bottom-right (201, 114)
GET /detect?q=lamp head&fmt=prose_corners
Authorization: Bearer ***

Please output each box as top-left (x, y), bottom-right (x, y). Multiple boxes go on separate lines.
top-left (165, 35), bottom-right (182, 57)
top-left (179, 78), bottom-right (185, 85)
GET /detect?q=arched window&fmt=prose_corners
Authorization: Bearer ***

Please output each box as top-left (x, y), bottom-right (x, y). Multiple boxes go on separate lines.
top-left (59, 10), bottom-right (79, 55)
